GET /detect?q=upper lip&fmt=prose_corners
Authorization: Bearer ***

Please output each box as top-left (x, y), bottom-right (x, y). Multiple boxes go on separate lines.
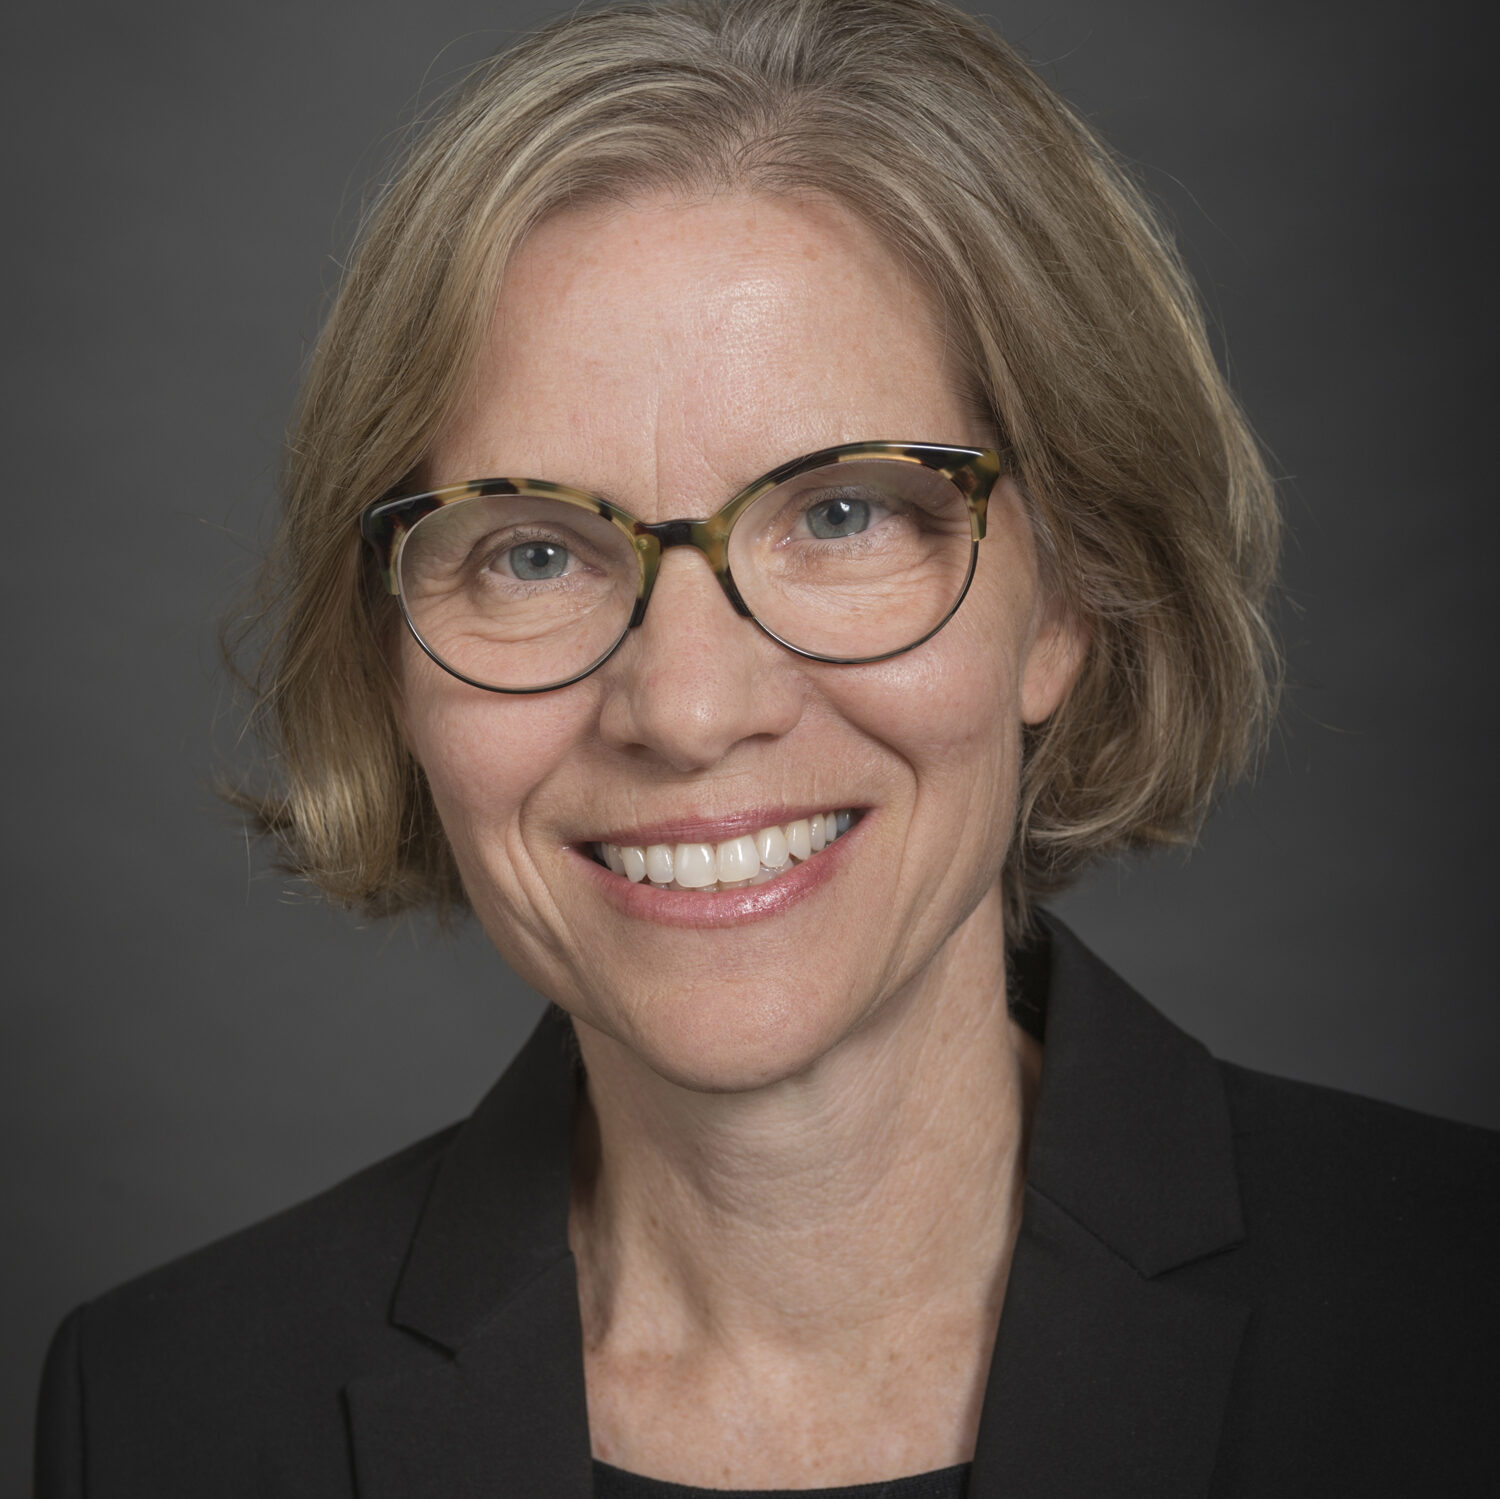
top-left (581, 805), bottom-right (864, 847)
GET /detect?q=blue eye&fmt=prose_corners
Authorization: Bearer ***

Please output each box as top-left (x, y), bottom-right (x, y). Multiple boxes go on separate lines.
top-left (507, 541), bottom-right (569, 580)
top-left (806, 497), bottom-right (871, 539)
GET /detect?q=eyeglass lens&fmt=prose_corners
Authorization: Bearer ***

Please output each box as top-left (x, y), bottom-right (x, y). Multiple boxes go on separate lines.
top-left (396, 459), bottom-right (976, 691)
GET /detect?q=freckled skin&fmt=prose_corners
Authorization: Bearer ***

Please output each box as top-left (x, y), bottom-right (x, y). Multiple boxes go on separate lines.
top-left (398, 191), bottom-right (1084, 1484)
top-left (405, 193), bottom-right (1078, 1089)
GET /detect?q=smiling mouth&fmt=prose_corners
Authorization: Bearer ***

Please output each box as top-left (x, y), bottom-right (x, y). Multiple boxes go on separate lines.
top-left (591, 810), bottom-right (861, 893)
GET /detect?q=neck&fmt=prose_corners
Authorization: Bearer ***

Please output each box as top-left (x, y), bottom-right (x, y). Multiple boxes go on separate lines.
top-left (568, 886), bottom-right (1038, 1358)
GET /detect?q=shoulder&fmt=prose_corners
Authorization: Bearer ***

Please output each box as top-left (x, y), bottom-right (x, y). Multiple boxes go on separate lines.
top-left (38, 1124), bottom-right (460, 1498)
top-left (1213, 1061), bottom-right (1498, 1350)
top-left (37, 1008), bottom-right (582, 1497)
top-left (1197, 1064), bottom-right (1499, 1490)
top-left (85, 1120), bottom-right (458, 1339)
top-left (1219, 1060), bottom-right (1500, 1259)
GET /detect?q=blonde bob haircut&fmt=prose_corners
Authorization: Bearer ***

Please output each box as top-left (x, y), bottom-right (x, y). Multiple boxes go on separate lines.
top-left (233, 0), bottom-right (1279, 937)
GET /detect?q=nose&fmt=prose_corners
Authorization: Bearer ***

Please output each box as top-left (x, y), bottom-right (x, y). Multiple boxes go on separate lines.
top-left (595, 546), bottom-right (804, 772)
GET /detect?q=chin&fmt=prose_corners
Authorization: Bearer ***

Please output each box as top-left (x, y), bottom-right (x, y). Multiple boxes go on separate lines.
top-left (580, 975), bottom-right (862, 1095)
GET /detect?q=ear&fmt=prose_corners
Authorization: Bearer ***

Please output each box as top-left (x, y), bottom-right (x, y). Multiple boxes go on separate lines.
top-left (1020, 590), bottom-right (1088, 725)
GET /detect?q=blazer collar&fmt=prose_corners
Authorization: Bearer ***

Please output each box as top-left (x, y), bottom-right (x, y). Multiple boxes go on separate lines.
top-left (388, 1004), bottom-right (581, 1350)
top-left (1018, 911), bottom-right (1245, 1276)
top-left (347, 913), bottom-right (1248, 1496)
top-left (969, 914), bottom-right (1248, 1497)
top-left (345, 1008), bottom-right (592, 1499)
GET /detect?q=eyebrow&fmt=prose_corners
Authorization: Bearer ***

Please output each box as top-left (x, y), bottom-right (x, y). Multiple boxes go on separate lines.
top-left (416, 440), bottom-right (907, 511)
top-left (467, 458), bottom-right (778, 513)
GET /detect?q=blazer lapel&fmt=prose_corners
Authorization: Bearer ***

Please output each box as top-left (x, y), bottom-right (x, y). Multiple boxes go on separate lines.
top-left (345, 1254), bottom-right (593, 1499)
top-left (970, 917), bottom-right (1250, 1497)
top-left (344, 1007), bottom-right (593, 1498)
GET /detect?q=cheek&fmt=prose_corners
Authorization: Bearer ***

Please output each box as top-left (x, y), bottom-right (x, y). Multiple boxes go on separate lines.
top-left (813, 549), bottom-right (1036, 914)
top-left (839, 652), bottom-right (1010, 776)
top-left (399, 649), bottom-right (593, 851)
top-left (820, 631), bottom-right (1026, 922)
top-left (829, 578), bottom-right (1028, 783)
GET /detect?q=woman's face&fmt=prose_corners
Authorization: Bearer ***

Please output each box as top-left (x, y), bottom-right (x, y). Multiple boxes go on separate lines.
top-left (400, 191), bottom-right (1081, 1091)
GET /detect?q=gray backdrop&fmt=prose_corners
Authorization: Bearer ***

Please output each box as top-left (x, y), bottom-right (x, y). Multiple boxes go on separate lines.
top-left (4, 0), bottom-right (1495, 1488)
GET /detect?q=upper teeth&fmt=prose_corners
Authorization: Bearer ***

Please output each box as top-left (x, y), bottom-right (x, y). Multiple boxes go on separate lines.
top-left (596, 811), bottom-right (856, 890)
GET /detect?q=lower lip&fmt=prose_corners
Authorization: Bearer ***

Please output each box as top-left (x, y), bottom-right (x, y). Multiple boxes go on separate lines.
top-left (570, 816), bottom-right (866, 929)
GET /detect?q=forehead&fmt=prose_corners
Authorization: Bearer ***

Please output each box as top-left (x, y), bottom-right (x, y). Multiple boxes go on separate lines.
top-left (428, 191), bottom-right (982, 508)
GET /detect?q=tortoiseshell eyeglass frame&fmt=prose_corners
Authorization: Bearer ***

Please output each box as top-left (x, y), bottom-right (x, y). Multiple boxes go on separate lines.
top-left (358, 440), bottom-right (1002, 694)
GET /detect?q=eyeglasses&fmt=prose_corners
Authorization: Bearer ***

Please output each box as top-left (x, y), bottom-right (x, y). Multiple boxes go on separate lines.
top-left (359, 440), bottom-right (1000, 694)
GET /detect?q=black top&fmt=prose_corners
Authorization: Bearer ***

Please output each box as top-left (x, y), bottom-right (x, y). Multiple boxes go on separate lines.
top-left (592, 1460), bottom-right (970, 1498)
top-left (35, 913), bottom-right (1500, 1496)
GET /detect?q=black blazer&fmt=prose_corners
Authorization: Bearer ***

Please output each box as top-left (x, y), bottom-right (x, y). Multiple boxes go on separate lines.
top-left (35, 915), bottom-right (1499, 1496)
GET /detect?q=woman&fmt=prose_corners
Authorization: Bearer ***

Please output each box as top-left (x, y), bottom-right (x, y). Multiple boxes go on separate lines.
top-left (36, 0), bottom-right (1495, 1494)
